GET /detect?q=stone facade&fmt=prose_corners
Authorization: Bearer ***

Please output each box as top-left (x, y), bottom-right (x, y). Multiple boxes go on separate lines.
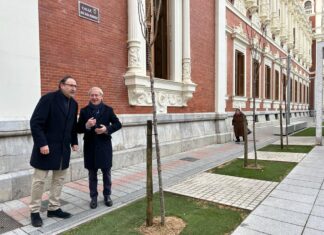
top-left (226, 0), bottom-right (312, 112)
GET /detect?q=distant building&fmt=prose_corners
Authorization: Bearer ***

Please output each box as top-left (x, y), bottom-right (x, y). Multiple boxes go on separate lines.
top-left (226, 0), bottom-right (312, 114)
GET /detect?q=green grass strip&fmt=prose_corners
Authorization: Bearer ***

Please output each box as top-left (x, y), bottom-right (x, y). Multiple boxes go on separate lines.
top-left (209, 159), bottom-right (296, 182)
top-left (64, 192), bottom-right (248, 235)
top-left (292, 127), bottom-right (324, 136)
top-left (258, 144), bottom-right (314, 153)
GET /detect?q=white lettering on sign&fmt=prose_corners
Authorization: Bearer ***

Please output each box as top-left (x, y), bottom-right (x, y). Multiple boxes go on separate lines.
top-left (78, 1), bottom-right (100, 23)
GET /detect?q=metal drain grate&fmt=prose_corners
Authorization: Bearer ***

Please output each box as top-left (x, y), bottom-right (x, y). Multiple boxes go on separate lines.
top-left (40, 199), bottom-right (68, 212)
top-left (180, 157), bottom-right (199, 162)
top-left (0, 211), bottom-right (22, 234)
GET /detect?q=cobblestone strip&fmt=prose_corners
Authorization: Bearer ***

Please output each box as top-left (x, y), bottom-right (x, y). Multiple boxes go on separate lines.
top-left (165, 172), bottom-right (278, 210)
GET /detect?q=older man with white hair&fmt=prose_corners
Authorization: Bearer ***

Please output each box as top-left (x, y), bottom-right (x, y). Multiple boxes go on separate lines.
top-left (77, 87), bottom-right (122, 209)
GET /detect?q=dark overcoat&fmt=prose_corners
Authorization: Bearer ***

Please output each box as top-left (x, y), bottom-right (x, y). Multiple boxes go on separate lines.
top-left (77, 103), bottom-right (122, 170)
top-left (30, 90), bottom-right (78, 170)
top-left (232, 113), bottom-right (246, 137)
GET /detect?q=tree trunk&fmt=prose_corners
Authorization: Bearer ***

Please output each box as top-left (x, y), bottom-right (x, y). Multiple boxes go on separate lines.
top-left (279, 105), bottom-right (283, 149)
top-left (243, 115), bottom-right (248, 167)
top-left (146, 120), bottom-right (153, 226)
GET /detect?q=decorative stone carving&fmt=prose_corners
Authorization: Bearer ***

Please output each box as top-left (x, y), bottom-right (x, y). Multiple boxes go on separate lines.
top-left (232, 96), bottom-right (248, 109)
top-left (128, 44), bottom-right (141, 68)
top-left (234, 0), bottom-right (248, 15)
top-left (259, 0), bottom-right (270, 25)
top-left (249, 98), bottom-right (261, 109)
top-left (273, 101), bottom-right (280, 110)
top-left (182, 58), bottom-right (191, 84)
top-left (270, 13), bottom-right (281, 36)
top-left (233, 23), bottom-right (247, 38)
top-left (244, 0), bottom-right (258, 14)
top-left (125, 0), bottom-right (196, 113)
top-left (124, 74), bottom-right (196, 113)
top-left (251, 14), bottom-right (261, 28)
top-left (263, 99), bottom-right (272, 110)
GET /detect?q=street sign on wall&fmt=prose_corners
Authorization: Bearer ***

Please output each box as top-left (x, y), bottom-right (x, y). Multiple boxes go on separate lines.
top-left (78, 1), bottom-right (99, 23)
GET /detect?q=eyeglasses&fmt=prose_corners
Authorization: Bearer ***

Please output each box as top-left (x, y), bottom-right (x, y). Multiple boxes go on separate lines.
top-left (64, 83), bottom-right (77, 88)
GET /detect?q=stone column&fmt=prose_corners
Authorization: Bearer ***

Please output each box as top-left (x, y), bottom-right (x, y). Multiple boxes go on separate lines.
top-left (168, 0), bottom-right (182, 82)
top-left (214, 0), bottom-right (226, 113)
top-left (315, 41), bottom-right (324, 145)
top-left (126, 0), bottom-right (146, 76)
top-left (182, 0), bottom-right (191, 84)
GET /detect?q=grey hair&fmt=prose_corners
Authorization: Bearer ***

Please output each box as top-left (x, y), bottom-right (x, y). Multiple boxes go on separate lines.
top-left (88, 87), bottom-right (104, 96)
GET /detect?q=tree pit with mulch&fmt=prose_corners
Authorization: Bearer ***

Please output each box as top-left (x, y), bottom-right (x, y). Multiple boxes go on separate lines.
top-left (138, 216), bottom-right (186, 235)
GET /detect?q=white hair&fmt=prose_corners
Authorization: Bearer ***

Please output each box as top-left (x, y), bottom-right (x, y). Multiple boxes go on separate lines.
top-left (88, 87), bottom-right (103, 96)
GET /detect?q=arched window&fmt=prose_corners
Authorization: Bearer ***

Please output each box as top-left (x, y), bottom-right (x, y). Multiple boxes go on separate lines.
top-left (304, 1), bottom-right (312, 14)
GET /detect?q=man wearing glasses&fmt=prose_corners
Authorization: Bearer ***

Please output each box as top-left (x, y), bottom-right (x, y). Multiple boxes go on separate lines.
top-left (29, 75), bottom-right (79, 227)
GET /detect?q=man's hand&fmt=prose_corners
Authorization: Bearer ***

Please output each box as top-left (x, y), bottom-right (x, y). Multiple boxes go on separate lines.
top-left (40, 145), bottom-right (49, 155)
top-left (95, 124), bottom-right (107, 134)
top-left (85, 117), bottom-right (96, 129)
top-left (72, 145), bottom-right (79, 151)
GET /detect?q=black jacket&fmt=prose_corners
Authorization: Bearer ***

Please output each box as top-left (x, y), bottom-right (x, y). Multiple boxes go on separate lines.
top-left (77, 103), bottom-right (122, 169)
top-left (30, 90), bottom-right (78, 170)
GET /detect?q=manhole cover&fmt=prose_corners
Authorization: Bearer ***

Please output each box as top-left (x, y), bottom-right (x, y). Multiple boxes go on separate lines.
top-left (40, 199), bottom-right (69, 212)
top-left (180, 157), bottom-right (199, 162)
top-left (0, 211), bottom-right (22, 233)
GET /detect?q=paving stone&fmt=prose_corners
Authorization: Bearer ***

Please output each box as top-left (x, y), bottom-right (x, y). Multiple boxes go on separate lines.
top-left (232, 226), bottom-right (267, 235)
top-left (287, 173), bottom-right (324, 183)
top-left (315, 190), bottom-right (324, 206)
top-left (281, 178), bottom-right (322, 189)
top-left (311, 205), bottom-right (324, 218)
top-left (261, 196), bottom-right (313, 214)
top-left (276, 183), bottom-right (319, 196)
top-left (306, 215), bottom-right (324, 231)
top-left (270, 189), bottom-right (317, 204)
top-left (303, 228), bottom-right (324, 235)
top-left (238, 214), bottom-right (304, 235)
top-left (20, 225), bottom-right (39, 234)
top-left (252, 204), bottom-right (309, 226)
top-left (3, 228), bottom-right (28, 235)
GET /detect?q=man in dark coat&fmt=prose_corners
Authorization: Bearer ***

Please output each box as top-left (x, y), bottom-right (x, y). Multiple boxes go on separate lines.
top-left (232, 108), bottom-right (247, 142)
top-left (29, 75), bottom-right (78, 227)
top-left (77, 87), bottom-right (122, 209)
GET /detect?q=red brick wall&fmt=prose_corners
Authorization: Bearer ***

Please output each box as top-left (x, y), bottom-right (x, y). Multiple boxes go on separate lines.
top-left (39, 0), bottom-right (216, 114)
top-left (169, 0), bottom-right (215, 113)
top-left (39, 0), bottom-right (140, 114)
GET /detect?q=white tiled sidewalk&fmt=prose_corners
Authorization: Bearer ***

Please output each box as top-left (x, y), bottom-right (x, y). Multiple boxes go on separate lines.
top-left (233, 146), bottom-right (324, 235)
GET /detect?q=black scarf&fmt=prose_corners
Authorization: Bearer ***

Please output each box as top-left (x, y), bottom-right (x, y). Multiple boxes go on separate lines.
top-left (88, 102), bottom-right (104, 119)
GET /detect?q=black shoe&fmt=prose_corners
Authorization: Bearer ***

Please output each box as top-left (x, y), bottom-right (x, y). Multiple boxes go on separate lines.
top-left (31, 212), bottom-right (43, 227)
top-left (47, 208), bottom-right (72, 219)
top-left (104, 196), bottom-right (113, 207)
top-left (235, 139), bottom-right (240, 143)
top-left (90, 198), bottom-right (97, 209)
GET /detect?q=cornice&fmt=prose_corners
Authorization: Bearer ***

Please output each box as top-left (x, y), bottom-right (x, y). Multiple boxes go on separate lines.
top-left (226, 2), bottom-right (311, 74)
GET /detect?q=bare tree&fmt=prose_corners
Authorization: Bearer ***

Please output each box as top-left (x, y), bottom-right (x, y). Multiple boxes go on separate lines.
top-left (137, 0), bottom-right (165, 225)
top-left (245, 11), bottom-right (268, 167)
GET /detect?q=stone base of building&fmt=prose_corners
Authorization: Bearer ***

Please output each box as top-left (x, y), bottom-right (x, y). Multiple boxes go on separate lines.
top-left (0, 113), bottom-right (232, 202)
